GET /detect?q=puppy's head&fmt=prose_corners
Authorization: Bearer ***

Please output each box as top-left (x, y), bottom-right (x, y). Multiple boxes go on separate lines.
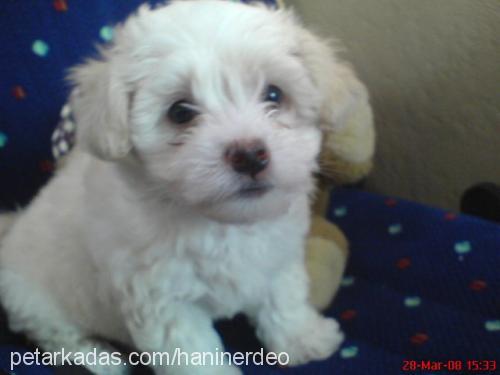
top-left (70, 0), bottom-right (366, 223)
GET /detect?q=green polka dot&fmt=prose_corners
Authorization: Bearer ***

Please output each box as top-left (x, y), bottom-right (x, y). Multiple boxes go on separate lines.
top-left (341, 276), bottom-right (355, 287)
top-left (0, 132), bottom-right (8, 148)
top-left (100, 26), bottom-right (114, 42)
top-left (32, 40), bottom-right (49, 57)
top-left (340, 346), bottom-right (359, 359)
top-left (454, 240), bottom-right (471, 255)
top-left (334, 206), bottom-right (347, 217)
top-left (404, 296), bottom-right (422, 308)
top-left (485, 320), bottom-right (500, 332)
top-left (388, 223), bottom-right (402, 235)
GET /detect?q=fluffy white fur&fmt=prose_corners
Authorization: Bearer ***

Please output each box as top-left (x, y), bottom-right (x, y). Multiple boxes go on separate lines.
top-left (0, 1), bottom-right (369, 374)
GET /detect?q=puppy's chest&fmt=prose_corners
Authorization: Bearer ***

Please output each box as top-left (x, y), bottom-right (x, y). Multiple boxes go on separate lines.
top-left (183, 224), bottom-right (301, 317)
top-left (120, 219), bottom-right (304, 319)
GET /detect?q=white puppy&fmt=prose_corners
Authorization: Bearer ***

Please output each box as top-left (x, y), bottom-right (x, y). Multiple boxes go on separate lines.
top-left (0, 1), bottom-right (369, 374)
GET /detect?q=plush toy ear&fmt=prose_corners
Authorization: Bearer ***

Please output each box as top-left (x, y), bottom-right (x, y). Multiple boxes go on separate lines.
top-left (296, 28), bottom-right (376, 183)
top-left (68, 57), bottom-right (132, 160)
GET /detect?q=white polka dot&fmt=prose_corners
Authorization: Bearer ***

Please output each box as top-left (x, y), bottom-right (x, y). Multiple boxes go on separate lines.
top-left (63, 120), bottom-right (75, 132)
top-left (52, 146), bottom-right (60, 158)
top-left (59, 140), bottom-right (69, 152)
top-left (60, 104), bottom-right (71, 118)
top-left (51, 129), bottom-right (61, 142)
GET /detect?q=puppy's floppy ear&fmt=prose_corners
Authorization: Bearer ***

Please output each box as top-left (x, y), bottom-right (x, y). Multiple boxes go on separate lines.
top-left (68, 57), bottom-right (132, 160)
top-left (296, 27), bottom-right (376, 182)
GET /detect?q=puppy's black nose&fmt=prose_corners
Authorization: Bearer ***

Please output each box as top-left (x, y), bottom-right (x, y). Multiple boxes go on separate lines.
top-left (225, 141), bottom-right (270, 177)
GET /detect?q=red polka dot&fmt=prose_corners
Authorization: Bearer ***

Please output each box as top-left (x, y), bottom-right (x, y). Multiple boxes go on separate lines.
top-left (53, 0), bottom-right (68, 12)
top-left (469, 280), bottom-right (487, 292)
top-left (12, 85), bottom-right (26, 100)
top-left (410, 332), bottom-right (429, 345)
top-left (385, 198), bottom-right (398, 207)
top-left (340, 309), bottom-right (357, 321)
top-left (444, 212), bottom-right (457, 221)
top-left (396, 257), bottom-right (411, 269)
top-left (40, 160), bottom-right (55, 173)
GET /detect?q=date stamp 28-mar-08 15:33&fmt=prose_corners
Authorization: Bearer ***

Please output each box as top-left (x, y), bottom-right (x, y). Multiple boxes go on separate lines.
top-left (402, 359), bottom-right (497, 372)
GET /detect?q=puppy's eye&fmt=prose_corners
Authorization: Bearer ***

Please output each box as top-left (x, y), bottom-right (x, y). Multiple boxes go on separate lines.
top-left (167, 100), bottom-right (198, 125)
top-left (264, 85), bottom-right (283, 105)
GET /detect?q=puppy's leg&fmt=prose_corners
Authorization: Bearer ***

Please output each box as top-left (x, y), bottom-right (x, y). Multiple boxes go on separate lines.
top-left (124, 302), bottom-right (241, 375)
top-left (0, 270), bottom-right (128, 375)
top-left (252, 262), bottom-right (344, 366)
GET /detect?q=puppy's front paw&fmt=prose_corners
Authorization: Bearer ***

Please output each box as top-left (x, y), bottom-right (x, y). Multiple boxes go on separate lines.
top-left (269, 316), bottom-right (344, 366)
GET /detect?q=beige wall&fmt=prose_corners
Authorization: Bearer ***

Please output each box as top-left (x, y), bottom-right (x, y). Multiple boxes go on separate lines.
top-left (288, 0), bottom-right (500, 210)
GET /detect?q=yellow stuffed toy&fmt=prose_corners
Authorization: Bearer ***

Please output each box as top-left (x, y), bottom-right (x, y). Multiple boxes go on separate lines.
top-left (305, 63), bottom-right (375, 310)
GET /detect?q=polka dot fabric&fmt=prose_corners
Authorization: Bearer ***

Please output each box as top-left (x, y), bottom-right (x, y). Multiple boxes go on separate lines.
top-left (323, 188), bottom-right (500, 374)
top-left (0, 0), bottom-right (280, 210)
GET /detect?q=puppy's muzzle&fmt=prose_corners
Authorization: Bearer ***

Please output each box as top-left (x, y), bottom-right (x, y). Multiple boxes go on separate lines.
top-left (225, 140), bottom-right (270, 178)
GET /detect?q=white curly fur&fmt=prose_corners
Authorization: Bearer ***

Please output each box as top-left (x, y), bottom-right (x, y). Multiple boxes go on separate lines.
top-left (0, 1), bottom-right (370, 374)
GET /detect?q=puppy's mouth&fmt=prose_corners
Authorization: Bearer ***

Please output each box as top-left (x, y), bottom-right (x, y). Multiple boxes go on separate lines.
top-left (237, 182), bottom-right (273, 198)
